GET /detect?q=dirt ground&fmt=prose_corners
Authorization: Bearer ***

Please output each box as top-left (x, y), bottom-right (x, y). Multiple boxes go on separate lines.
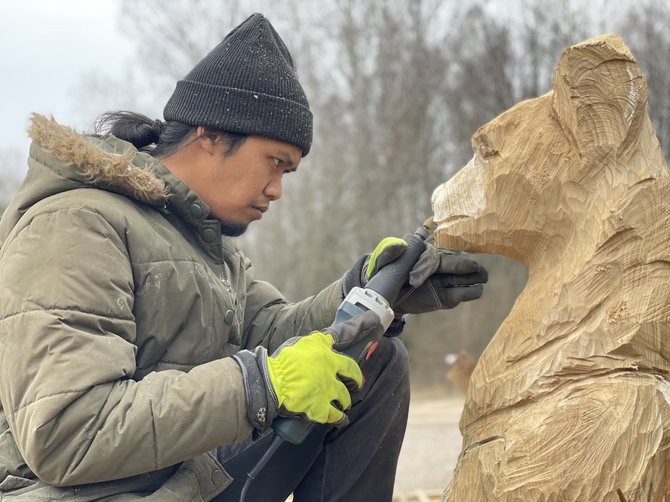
top-left (392, 394), bottom-right (465, 501)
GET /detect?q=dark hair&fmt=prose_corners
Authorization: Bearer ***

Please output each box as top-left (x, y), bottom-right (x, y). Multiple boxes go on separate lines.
top-left (94, 111), bottom-right (247, 158)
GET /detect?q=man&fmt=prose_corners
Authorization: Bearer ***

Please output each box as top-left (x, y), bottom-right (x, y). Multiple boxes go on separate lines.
top-left (0, 13), bottom-right (487, 501)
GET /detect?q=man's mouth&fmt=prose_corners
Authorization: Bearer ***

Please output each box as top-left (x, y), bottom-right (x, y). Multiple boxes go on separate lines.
top-left (253, 205), bottom-right (269, 214)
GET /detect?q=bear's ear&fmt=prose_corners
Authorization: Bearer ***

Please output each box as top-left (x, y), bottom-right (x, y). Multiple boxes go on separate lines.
top-left (551, 34), bottom-right (647, 157)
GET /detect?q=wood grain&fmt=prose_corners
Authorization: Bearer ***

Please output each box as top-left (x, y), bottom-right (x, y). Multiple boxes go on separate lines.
top-left (432, 34), bottom-right (670, 501)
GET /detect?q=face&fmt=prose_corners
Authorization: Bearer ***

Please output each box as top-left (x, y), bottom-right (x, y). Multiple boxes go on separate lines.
top-left (432, 95), bottom-right (573, 264)
top-left (176, 134), bottom-right (302, 236)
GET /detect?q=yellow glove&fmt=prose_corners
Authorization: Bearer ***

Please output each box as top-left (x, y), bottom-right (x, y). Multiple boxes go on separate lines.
top-left (233, 310), bottom-right (383, 431)
top-left (267, 331), bottom-right (362, 426)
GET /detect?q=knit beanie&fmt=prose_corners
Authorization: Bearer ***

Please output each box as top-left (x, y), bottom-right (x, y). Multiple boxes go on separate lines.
top-left (163, 13), bottom-right (312, 156)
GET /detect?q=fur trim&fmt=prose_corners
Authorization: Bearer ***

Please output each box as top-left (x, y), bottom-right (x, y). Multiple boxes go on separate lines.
top-left (28, 114), bottom-right (167, 204)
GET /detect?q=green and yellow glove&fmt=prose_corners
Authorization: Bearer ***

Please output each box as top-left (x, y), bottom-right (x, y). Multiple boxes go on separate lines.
top-left (233, 310), bottom-right (384, 432)
top-left (365, 237), bottom-right (408, 279)
top-left (266, 331), bottom-right (361, 426)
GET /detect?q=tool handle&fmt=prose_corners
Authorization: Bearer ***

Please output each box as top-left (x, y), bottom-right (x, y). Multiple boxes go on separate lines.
top-left (272, 415), bottom-right (315, 444)
top-left (365, 226), bottom-right (430, 305)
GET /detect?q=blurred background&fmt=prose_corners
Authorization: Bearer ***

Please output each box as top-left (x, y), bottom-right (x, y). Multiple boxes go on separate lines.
top-left (2, 0), bottom-right (669, 394)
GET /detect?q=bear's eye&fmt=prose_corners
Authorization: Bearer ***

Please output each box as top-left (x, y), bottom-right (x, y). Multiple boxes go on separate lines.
top-left (477, 142), bottom-right (499, 159)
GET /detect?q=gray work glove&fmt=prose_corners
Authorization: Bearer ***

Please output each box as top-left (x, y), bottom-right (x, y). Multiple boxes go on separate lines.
top-left (343, 237), bottom-right (488, 317)
top-left (391, 245), bottom-right (488, 315)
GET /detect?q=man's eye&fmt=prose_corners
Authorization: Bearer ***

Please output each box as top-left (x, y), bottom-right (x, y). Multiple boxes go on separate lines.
top-left (272, 158), bottom-right (281, 167)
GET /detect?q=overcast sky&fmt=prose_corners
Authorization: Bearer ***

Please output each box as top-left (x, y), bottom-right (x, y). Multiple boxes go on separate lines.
top-left (1, 0), bottom-right (134, 156)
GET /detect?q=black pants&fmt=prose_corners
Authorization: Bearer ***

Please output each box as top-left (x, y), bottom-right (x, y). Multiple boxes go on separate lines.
top-left (213, 337), bottom-right (411, 502)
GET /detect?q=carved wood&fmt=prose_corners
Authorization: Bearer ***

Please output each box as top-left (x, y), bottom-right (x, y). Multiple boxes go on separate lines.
top-left (432, 34), bottom-right (670, 501)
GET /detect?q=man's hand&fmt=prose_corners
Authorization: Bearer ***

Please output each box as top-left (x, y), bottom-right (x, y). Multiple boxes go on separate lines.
top-left (391, 244), bottom-right (488, 315)
top-left (233, 310), bottom-right (383, 431)
top-left (343, 237), bottom-right (488, 315)
top-left (266, 333), bottom-right (360, 426)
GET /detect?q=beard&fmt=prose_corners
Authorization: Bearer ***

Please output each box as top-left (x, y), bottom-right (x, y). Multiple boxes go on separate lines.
top-left (219, 219), bottom-right (249, 237)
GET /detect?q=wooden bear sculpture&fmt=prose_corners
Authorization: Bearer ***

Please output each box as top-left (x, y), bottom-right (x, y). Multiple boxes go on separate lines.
top-left (432, 34), bottom-right (670, 501)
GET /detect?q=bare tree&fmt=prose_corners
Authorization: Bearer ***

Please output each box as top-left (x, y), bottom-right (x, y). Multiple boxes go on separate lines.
top-left (441, 4), bottom-right (516, 169)
top-left (246, 0), bottom-right (458, 299)
top-left (120, 0), bottom-right (246, 83)
top-left (514, 0), bottom-right (593, 99)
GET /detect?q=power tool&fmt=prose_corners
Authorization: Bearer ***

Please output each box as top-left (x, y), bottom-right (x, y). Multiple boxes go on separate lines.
top-left (239, 222), bottom-right (432, 501)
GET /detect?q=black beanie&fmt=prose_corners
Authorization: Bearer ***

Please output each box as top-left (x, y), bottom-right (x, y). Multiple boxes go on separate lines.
top-left (163, 13), bottom-right (312, 156)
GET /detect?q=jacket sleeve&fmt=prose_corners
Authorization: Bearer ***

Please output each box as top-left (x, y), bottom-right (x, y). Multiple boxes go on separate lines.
top-left (0, 207), bottom-right (252, 486)
top-left (240, 252), bottom-right (344, 352)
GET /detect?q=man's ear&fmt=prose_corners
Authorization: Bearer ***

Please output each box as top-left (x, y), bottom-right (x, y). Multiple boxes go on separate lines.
top-left (551, 34), bottom-right (647, 158)
top-left (196, 127), bottom-right (220, 156)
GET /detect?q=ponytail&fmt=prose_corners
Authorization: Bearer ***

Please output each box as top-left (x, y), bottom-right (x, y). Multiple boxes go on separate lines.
top-left (94, 111), bottom-right (247, 158)
top-left (94, 112), bottom-right (164, 148)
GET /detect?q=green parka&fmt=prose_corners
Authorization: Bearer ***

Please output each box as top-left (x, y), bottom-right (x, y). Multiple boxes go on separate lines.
top-left (0, 115), bottom-right (342, 500)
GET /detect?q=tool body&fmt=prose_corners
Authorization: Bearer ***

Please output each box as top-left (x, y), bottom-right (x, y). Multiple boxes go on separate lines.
top-left (239, 225), bottom-right (430, 500)
top-left (273, 225), bottom-right (429, 444)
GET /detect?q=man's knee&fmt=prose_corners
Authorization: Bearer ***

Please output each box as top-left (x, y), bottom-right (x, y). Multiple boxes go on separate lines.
top-left (358, 337), bottom-right (410, 402)
top-left (376, 337), bottom-right (409, 378)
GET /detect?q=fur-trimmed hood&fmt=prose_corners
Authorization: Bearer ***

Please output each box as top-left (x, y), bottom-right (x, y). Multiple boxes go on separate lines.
top-left (0, 115), bottom-right (172, 241)
top-left (27, 114), bottom-right (168, 204)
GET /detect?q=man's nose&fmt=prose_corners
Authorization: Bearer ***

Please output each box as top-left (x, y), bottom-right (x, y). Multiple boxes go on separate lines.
top-left (265, 176), bottom-right (282, 200)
